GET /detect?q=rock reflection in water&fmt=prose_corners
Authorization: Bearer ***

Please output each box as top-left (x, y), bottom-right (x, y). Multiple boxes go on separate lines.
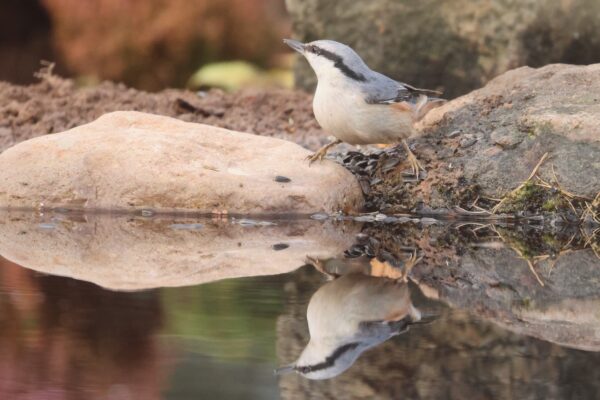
top-left (278, 257), bottom-right (422, 380)
top-left (0, 210), bottom-right (359, 290)
top-left (406, 226), bottom-right (600, 352)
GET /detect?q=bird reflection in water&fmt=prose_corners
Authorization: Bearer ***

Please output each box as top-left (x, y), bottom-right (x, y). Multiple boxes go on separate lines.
top-left (277, 254), bottom-right (430, 380)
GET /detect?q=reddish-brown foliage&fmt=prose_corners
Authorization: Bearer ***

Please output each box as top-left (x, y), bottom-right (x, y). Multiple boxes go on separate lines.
top-left (41, 0), bottom-right (290, 90)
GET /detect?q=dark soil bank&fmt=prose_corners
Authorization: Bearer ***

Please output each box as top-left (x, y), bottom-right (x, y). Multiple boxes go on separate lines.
top-left (0, 72), bottom-right (324, 154)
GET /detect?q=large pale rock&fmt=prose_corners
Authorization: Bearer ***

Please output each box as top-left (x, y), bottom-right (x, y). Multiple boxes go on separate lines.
top-left (0, 111), bottom-right (363, 213)
top-left (419, 63), bottom-right (600, 199)
top-left (287, 0), bottom-right (600, 98)
top-left (0, 211), bottom-right (360, 290)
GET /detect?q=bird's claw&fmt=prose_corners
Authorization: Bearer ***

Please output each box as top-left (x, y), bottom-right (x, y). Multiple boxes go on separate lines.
top-left (305, 150), bottom-right (326, 165)
top-left (407, 152), bottom-right (425, 178)
top-left (402, 140), bottom-right (426, 179)
top-left (401, 250), bottom-right (422, 282)
top-left (306, 139), bottom-right (341, 166)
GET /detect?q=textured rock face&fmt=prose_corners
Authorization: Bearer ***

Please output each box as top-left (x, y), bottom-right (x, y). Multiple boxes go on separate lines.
top-left (418, 63), bottom-right (600, 199)
top-left (0, 111), bottom-right (363, 213)
top-left (0, 211), bottom-right (360, 290)
top-left (286, 0), bottom-right (600, 98)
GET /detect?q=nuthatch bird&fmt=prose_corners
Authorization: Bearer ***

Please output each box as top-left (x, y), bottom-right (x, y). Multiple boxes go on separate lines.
top-left (284, 38), bottom-right (445, 176)
top-left (276, 272), bottom-right (422, 380)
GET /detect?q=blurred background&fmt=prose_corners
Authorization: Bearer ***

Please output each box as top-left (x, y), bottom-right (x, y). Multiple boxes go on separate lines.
top-left (4, 0), bottom-right (600, 97)
top-left (1, 0), bottom-right (292, 91)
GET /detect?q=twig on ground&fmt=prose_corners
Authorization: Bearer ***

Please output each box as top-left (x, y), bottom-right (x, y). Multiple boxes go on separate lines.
top-left (583, 193), bottom-right (600, 224)
top-left (489, 225), bottom-right (545, 286)
top-left (492, 153), bottom-right (549, 214)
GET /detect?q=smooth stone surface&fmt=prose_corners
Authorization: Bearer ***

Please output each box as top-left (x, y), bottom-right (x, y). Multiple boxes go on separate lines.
top-left (0, 211), bottom-right (360, 290)
top-left (419, 63), bottom-right (600, 199)
top-left (0, 111), bottom-right (364, 213)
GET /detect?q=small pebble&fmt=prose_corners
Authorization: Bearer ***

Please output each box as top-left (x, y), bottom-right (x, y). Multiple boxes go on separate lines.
top-left (375, 213), bottom-right (388, 221)
top-left (141, 209), bottom-right (154, 217)
top-left (459, 135), bottom-right (477, 148)
top-left (169, 223), bottom-right (204, 230)
top-left (381, 158), bottom-right (400, 173)
top-left (38, 223), bottom-right (57, 230)
top-left (490, 130), bottom-right (523, 149)
top-left (272, 243), bottom-right (289, 251)
top-left (358, 180), bottom-right (371, 194)
top-left (235, 219), bottom-right (277, 227)
top-left (448, 130), bottom-right (461, 138)
top-left (354, 214), bottom-right (376, 222)
top-left (275, 175), bottom-right (291, 183)
top-left (310, 213), bottom-right (329, 220)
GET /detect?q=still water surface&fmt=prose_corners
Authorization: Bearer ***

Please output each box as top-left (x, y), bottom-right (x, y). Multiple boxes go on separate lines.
top-left (0, 212), bottom-right (599, 399)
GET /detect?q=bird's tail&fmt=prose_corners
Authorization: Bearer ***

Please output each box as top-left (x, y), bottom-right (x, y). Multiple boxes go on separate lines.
top-left (413, 95), bottom-right (447, 121)
top-left (404, 83), bottom-right (444, 96)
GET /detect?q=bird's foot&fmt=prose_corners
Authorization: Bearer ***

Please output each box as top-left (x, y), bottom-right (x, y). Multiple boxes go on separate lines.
top-left (306, 148), bottom-right (328, 165)
top-left (305, 256), bottom-right (337, 279)
top-left (407, 152), bottom-right (425, 178)
top-left (402, 140), bottom-right (425, 179)
top-left (306, 139), bottom-right (342, 166)
top-left (401, 249), bottom-right (422, 282)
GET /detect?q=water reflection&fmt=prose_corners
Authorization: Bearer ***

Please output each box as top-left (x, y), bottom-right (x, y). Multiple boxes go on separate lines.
top-left (0, 211), bottom-right (358, 290)
top-left (276, 267), bottom-right (600, 400)
top-left (0, 211), bottom-right (599, 398)
top-left (0, 258), bottom-right (165, 400)
top-left (278, 257), bottom-right (423, 380)
top-left (0, 256), bottom-right (285, 400)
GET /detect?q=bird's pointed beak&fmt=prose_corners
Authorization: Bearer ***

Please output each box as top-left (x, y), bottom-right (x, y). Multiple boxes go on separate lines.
top-left (283, 38), bottom-right (305, 54)
top-left (274, 364), bottom-right (296, 375)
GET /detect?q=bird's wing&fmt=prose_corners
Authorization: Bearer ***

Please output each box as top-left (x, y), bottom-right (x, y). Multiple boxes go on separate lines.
top-left (358, 318), bottom-right (411, 339)
top-left (365, 82), bottom-right (443, 105)
top-left (358, 312), bottom-right (439, 339)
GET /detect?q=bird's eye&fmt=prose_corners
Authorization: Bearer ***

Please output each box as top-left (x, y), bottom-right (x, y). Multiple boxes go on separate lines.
top-left (310, 46), bottom-right (322, 55)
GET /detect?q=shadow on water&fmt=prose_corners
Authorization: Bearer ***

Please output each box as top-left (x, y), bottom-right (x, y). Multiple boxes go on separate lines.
top-left (0, 210), bottom-right (599, 399)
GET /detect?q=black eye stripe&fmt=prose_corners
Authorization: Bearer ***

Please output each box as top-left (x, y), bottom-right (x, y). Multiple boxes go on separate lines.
top-left (295, 342), bottom-right (360, 374)
top-left (307, 45), bottom-right (366, 82)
